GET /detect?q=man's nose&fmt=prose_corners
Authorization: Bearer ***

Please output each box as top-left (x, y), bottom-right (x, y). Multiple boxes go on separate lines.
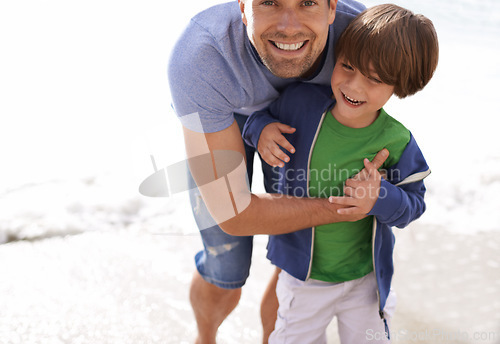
top-left (276, 9), bottom-right (303, 35)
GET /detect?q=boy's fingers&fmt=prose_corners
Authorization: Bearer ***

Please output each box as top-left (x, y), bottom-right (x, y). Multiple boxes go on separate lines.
top-left (370, 148), bottom-right (389, 170)
top-left (277, 123), bottom-right (296, 134)
top-left (363, 158), bottom-right (378, 178)
top-left (262, 149), bottom-right (284, 168)
top-left (270, 145), bottom-right (290, 164)
top-left (276, 136), bottom-right (296, 154)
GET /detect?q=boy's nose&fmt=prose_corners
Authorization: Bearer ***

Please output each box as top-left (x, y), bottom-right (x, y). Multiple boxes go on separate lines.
top-left (346, 73), bottom-right (365, 93)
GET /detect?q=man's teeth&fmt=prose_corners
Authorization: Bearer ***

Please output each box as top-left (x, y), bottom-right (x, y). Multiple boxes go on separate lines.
top-left (274, 42), bottom-right (305, 51)
top-left (344, 93), bottom-right (363, 105)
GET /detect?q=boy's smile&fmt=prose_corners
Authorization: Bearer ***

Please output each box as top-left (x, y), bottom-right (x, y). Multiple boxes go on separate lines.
top-left (341, 91), bottom-right (366, 106)
top-left (331, 58), bottom-right (394, 128)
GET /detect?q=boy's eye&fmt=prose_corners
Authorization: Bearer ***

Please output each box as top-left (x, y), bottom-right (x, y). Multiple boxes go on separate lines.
top-left (369, 76), bottom-right (383, 84)
top-left (341, 63), bottom-right (354, 71)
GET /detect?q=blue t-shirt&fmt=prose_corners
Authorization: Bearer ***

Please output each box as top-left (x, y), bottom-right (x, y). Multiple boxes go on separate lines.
top-left (168, 0), bottom-right (365, 133)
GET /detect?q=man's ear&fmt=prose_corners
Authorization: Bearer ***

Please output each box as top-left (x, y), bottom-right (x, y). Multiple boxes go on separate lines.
top-left (238, 0), bottom-right (248, 26)
top-left (328, 0), bottom-right (338, 24)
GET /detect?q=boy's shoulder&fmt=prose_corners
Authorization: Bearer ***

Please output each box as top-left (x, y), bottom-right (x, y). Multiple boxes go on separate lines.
top-left (276, 82), bottom-right (335, 119)
top-left (281, 82), bottom-right (333, 101)
top-left (381, 109), bottom-right (411, 137)
top-left (379, 109), bottom-right (413, 167)
top-left (262, 83), bottom-right (334, 129)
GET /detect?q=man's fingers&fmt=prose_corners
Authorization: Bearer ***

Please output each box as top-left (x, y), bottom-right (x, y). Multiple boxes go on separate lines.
top-left (328, 196), bottom-right (357, 206)
top-left (336, 206), bottom-right (363, 215)
top-left (370, 148), bottom-right (389, 170)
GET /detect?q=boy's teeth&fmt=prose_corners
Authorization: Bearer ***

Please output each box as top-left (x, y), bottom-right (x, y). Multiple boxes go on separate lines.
top-left (344, 94), bottom-right (362, 105)
top-left (274, 42), bottom-right (305, 51)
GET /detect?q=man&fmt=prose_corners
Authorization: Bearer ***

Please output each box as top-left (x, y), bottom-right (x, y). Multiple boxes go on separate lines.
top-left (167, 0), bottom-right (386, 343)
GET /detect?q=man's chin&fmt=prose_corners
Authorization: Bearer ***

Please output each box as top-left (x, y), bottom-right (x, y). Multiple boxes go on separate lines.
top-left (264, 60), bottom-right (313, 79)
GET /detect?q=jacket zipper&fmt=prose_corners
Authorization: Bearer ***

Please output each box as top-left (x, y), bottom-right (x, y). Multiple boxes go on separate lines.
top-left (305, 110), bottom-right (329, 280)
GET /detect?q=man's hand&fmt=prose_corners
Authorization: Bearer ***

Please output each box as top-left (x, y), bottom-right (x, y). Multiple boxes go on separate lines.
top-left (328, 149), bottom-right (389, 216)
top-left (257, 122), bottom-right (296, 167)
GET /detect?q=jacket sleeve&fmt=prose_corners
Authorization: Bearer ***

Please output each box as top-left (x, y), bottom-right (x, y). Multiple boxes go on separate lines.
top-left (368, 134), bottom-right (430, 229)
top-left (242, 98), bottom-right (282, 149)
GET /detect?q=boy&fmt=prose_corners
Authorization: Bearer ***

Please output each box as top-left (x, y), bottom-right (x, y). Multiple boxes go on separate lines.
top-left (242, 4), bottom-right (439, 343)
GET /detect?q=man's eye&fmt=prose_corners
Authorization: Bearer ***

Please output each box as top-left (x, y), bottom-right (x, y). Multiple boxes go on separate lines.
top-left (262, 1), bottom-right (276, 5)
top-left (303, 1), bottom-right (317, 6)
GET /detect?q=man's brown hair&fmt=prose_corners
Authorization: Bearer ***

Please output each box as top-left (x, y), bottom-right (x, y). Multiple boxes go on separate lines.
top-left (335, 4), bottom-right (439, 98)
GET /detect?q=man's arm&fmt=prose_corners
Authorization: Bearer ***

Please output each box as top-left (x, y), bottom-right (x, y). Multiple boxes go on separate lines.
top-left (184, 120), bottom-right (389, 236)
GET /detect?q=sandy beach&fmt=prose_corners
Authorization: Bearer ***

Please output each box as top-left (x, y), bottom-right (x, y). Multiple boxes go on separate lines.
top-left (1, 0), bottom-right (499, 343)
top-left (0, 194), bottom-right (498, 344)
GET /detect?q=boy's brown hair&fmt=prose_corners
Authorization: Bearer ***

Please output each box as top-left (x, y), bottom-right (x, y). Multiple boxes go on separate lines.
top-left (335, 4), bottom-right (439, 98)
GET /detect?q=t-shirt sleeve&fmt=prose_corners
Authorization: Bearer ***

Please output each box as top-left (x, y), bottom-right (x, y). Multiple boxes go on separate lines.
top-left (242, 99), bottom-right (282, 149)
top-left (167, 21), bottom-right (239, 133)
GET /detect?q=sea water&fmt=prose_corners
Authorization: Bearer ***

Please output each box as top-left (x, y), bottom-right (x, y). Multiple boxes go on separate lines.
top-left (0, 0), bottom-right (499, 240)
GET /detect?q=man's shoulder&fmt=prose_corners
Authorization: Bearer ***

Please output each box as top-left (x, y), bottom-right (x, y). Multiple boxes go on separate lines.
top-left (336, 0), bottom-right (366, 17)
top-left (190, 2), bottom-right (243, 42)
top-left (168, 2), bottom-right (246, 75)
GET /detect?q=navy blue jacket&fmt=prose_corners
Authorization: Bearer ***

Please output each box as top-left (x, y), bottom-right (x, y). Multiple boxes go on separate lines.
top-left (243, 83), bottom-right (430, 316)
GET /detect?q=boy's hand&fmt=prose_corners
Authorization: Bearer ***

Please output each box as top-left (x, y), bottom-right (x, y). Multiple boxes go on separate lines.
top-left (328, 157), bottom-right (383, 215)
top-left (258, 122), bottom-right (296, 167)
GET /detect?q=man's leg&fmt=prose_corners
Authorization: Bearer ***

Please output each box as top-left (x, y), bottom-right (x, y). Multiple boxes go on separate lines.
top-left (188, 113), bottom-right (256, 343)
top-left (187, 194), bottom-right (253, 343)
top-left (259, 149), bottom-right (283, 343)
top-left (190, 271), bottom-right (241, 344)
top-left (260, 267), bottom-right (280, 344)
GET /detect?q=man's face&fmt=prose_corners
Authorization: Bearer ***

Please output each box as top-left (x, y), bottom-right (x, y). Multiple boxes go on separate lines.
top-left (239, 0), bottom-right (336, 79)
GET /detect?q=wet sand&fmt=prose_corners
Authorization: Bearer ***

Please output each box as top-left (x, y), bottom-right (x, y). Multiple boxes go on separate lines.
top-left (0, 222), bottom-right (498, 343)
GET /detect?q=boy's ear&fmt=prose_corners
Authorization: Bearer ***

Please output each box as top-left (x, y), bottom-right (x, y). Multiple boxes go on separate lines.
top-left (239, 0), bottom-right (248, 26)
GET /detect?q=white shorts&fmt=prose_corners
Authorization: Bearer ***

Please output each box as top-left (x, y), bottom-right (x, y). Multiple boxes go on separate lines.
top-left (269, 270), bottom-right (397, 344)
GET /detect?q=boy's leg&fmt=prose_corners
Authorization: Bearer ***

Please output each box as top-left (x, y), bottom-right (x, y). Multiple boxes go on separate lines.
top-left (335, 272), bottom-right (397, 344)
top-left (270, 271), bottom-right (343, 344)
top-left (261, 267), bottom-right (280, 344)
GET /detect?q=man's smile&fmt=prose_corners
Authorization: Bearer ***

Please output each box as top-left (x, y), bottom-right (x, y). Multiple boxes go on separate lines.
top-left (270, 41), bottom-right (307, 51)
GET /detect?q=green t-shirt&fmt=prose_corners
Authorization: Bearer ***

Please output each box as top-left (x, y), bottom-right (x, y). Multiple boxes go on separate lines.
top-left (309, 108), bottom-right (410, 282)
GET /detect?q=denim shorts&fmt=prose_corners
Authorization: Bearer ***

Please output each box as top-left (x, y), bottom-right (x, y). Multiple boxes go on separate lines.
top-left (189, 113), bottom-right (278, 289)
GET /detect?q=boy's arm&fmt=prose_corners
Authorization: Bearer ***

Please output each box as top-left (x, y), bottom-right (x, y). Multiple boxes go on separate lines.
top-left (369, 178), bottom-right (426, 229)
top-left (243, 107), bottom-right (296, 167)
top-left (184, 121), bottom-right (390, 236)
top-left (331, 138), bottom-right (429, 229)
top-left (242, 106), bottom-right (280, 149)
top-left (242, 101), bottom-right (296, 167)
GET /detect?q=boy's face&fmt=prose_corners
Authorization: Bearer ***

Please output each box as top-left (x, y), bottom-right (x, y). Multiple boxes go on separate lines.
top-left (239, 0), bottom-right (336, 78)
top-left (330, 57), bottom-right (394, 128)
